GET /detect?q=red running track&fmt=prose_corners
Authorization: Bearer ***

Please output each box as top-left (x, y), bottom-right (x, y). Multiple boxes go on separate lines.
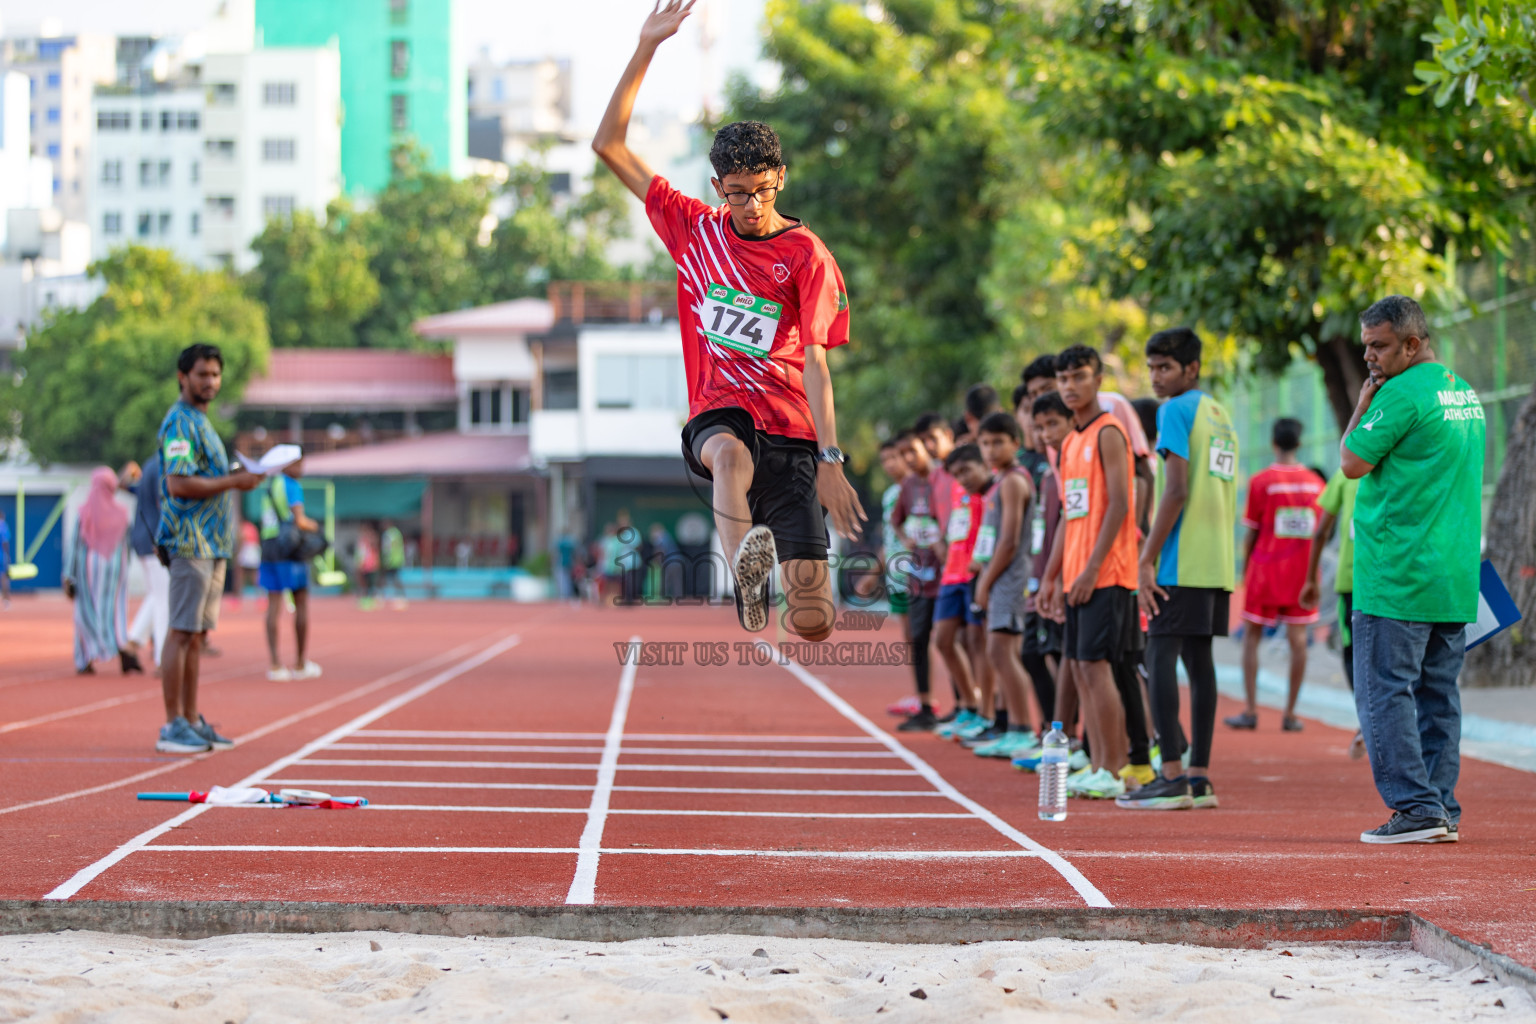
top-left (2, 598), bottom-right (1533, 965)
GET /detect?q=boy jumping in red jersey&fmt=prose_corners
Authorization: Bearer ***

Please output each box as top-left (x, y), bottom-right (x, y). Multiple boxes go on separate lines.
top-left (594, 0), bottom-right (865, 638)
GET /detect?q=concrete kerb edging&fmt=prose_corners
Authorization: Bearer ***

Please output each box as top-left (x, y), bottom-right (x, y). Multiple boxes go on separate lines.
top-left (1, 901), bottom-right (1528, 997)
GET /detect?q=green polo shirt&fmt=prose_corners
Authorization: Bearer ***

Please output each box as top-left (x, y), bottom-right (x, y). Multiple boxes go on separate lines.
top-left (1344, 362), bottom-right (1484, 623)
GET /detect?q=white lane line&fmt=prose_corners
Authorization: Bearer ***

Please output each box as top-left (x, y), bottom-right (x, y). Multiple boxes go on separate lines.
top-left (258, 779), bottom-right (597, 792)
top-left (294, 759), bottom-right (921, 776)
top-left (42, 633), bottom-right (522, 901)
top-left (260, 779), bottom-right (948, 798)
top-left (324, 743), bottom-right (900, 759)
top-left (143, 846), bottom-right (1042, 859)
top-left (351, 730), bottom-right (883, 744)
top-left (0, 636), bottom-right (495, 819)
top-left (223, 804), bottom-right (973, 819)
top-left (776, 653), bottom-right (1113, 909)
top-left (565, 634), bottom-right (638, 905)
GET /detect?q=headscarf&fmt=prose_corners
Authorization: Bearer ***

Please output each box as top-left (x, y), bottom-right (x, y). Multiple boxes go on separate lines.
top-left (79, 467), bottom-right (130, 557)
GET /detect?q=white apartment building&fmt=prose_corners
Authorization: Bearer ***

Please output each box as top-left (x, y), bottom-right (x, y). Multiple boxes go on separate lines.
top-left (87, 86), bottom-right (206, 265)
top-left (0, 70), bottom-right (53, 250)
top-left (468, 55), bottom-right (571, 137)
top-left (0, 33), bottom-right (117, 221)
top-left (200, 46), bottom-right (341, 271)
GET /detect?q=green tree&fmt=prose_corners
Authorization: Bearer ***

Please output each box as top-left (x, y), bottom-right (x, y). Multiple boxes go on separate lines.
top-left (1013, 0), bottom-right (1536, 426)
top-left (1419, 5), bottom-right (1536, 688)
top-left (245, 199), bottom-right (380, 348)
top-left (1414, 0), bottom-right (1536, 115)
top-left (480, 161), bottom-right (633, 300)
top-left (0, 246), bottom-right (269, 466)
top-left (353, 146), bottom-right (496, 348)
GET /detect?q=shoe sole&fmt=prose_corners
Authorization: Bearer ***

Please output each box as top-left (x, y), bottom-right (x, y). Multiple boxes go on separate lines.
top-left (732, 526), bottom-right (777, 633)
top-left (1192, 796), bottom-right (1220, 809)
top-left (155, 740), bottom-right (210, 754)
top-left (202, 739), bottom-right (235, 750)
top-left (1431, 831), bottom-right (1460, 843)
top-left (1114, 796), bottom-right (1195, 810)
top-left (1359, 827), bottom-right (1448, 844)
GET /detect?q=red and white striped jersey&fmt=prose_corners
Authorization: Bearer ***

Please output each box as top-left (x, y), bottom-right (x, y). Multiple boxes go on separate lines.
top-left (645, 176), bottom-right (850, 441)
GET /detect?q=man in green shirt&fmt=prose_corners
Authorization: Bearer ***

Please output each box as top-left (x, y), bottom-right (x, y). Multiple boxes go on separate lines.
top-left (1340, 295), bottom-right (1485, 846)
top-left (1300, 469), bottom-right (1362, 758)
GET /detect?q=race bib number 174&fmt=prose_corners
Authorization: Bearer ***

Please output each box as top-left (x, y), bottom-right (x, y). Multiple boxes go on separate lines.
top-left (702, 283), bottom-right (781, 357)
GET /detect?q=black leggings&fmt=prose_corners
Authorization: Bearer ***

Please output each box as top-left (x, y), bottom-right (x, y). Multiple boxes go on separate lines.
top-left (1111, 653), bottom-right (1151, 765)
top-left (1146, 634), bottom-right (1218, 771)
top-left (1021, 646), bottom-right (1056, 724)
top-left (1339, 592), bottom-right (1354, 692)
top-left (907, 594), bottom-right (935, 699)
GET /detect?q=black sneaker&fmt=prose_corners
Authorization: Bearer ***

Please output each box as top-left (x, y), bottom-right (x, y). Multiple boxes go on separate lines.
top-left (1223, 711), bottom-right (1257, 730)
top-left (731, 525), bottom-right (777, 633)
top-left (1190, 776), bottom-right (1219, 809)
top-left (1360, 811), bottom-right (1449, 845)
top-left (1115, 775), bottom-right (1194, 810)
top-left (896, 708), bottom-right (937, 732)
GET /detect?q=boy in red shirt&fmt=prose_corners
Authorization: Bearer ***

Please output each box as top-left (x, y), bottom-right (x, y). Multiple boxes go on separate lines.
top-left (1225, 417), bottom-right (1326, 732)
top-left (595, 0), bottom-right (865, 638)
top-left (932, 444), bottom-right (989, 738)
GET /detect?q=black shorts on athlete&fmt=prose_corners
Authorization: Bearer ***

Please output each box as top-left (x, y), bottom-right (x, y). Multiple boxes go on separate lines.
top-left (1147, 585), bottom-right (1231, 638)
top-left (681, 406), bottom-right (829, 562)
top-left (1022, 609), bottom-right (1062, 657)
top-left (1063, 585), bottom-right (1139, 662)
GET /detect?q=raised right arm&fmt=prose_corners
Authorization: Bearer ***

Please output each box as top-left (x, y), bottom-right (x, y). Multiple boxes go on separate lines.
top-left (592, 0), bottom-right (696, 199)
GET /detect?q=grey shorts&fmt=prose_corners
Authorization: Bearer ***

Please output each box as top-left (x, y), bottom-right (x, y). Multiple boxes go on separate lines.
top-left (168, 557), bottom-right (226, 634)
top-left (987, 582), bottom-right (1028, 634)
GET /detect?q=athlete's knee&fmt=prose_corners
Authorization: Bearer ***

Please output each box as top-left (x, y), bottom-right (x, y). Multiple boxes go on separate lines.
top-left (704, 434), bottom-right (751, 476)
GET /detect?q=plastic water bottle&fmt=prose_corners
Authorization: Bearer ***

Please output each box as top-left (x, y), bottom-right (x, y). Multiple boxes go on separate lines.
top-left (1037, 721), bottom-right (1070, 821)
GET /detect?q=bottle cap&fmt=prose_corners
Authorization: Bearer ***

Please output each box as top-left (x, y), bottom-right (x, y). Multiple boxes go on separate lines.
top-left (1051, 721), bottom-right (1062, 730)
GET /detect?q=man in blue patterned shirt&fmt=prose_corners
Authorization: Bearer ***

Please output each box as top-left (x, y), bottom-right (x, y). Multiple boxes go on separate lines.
top-left (154, 344), bottom-right (260, 754)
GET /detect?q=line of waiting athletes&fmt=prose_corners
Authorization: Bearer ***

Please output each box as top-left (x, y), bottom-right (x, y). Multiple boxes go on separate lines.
top-left (877, 329), bottom-right (1353, 810)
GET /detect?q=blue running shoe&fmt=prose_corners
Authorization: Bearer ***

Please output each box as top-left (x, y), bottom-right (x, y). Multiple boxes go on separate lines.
top-left (156, 716), bottom-right (210, 754)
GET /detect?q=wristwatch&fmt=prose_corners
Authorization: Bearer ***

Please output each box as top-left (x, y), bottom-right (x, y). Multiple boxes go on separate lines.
top-left (817, 446), bottom-right (847, 465)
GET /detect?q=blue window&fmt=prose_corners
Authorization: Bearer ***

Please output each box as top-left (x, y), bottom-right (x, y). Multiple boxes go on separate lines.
top-left (52, 178), bottom-right (61, 194)
top-left (46, 143), bottom-right (60, 158)
top-left (46, 72), bottom-right (61, 88)
top-left (46, 108), bottom-right (60, 124)
top-left (39, 40), bottom-right (67, 60)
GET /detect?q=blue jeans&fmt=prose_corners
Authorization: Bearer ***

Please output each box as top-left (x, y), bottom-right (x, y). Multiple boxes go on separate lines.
top-left (1352, 611), bottom-right (1464, 823)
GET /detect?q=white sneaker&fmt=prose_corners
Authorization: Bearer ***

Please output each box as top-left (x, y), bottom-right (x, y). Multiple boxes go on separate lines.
top-left (1078, 769), bottom-right (1127, 800)
top-left (295, 661), bottom-right (323, 680)
top-left (267, 666), bottom-right (294, 682)
top-left (1064, 765), bottom-right (1095, 794)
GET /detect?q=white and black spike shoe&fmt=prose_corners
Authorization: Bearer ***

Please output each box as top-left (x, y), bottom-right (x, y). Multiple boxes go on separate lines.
top-left (731, 525), bottom-right (777, 633)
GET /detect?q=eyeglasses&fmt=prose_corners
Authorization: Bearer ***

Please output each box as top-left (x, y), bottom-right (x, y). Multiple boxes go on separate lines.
top-left (720, 184), bottom-right (781, 207)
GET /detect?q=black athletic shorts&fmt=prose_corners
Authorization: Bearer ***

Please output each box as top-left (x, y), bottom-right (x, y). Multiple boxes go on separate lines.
top-left (1063, 586), bottom-right (1137, 662)
top-left (1021, 609), bottom-right (1062, 657)
top-left (1147, 585), bottom-right (1231, 638)
top-left (681, 406), bottom-right (829, 563)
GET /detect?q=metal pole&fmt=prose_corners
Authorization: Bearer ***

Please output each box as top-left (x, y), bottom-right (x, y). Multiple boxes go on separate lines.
top-left (1493, 252), bottom-right (1508, 474)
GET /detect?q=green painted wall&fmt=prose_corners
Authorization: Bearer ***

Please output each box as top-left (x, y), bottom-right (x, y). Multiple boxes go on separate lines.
top-left (256, 0), bottom-right (464, 196)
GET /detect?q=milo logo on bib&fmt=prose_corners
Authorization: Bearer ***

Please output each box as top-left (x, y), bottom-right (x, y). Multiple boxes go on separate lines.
top-left (702, 282), bottom-right (782, 357)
